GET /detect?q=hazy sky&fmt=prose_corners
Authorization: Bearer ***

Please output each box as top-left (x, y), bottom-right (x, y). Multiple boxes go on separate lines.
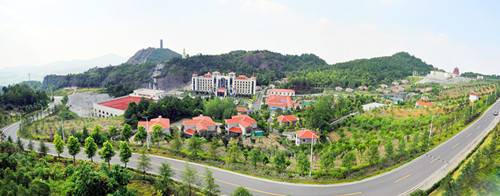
top-left (1, 0), bottom-right (499, 75)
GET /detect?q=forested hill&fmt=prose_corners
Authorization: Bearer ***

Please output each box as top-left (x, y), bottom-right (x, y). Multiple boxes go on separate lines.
top-left (43, 50), bottom-right (328, 97)
top-left (126, 47), bottom-right (181, 65)
top-left (284, 52), bottom-right (436, 92)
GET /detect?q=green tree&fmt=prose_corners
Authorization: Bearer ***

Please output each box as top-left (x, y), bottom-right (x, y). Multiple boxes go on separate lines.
top-left (67, 136), bottom-right (80, 164)
top-left (119, 141), bottom-right (132, 167)
top-left (27, 139), bottom-right (34, 151)
top-left (155, 162), bottom-right (174, 196)
top-left (170, 135), bottom-right (183, 153)
top-left (152, 125), bottom-right (163, 147)
top-left (319, 147), bottom-right (337, 174)
top-left (272, 151), bottom-right (290, 173)
top-left (186, 136), bottom-right (203, 159)
top-left (203, 168), bottom-right (220, 196)
top-left (138, 149), bottom-right (151, 178)
top-left (39, 140), bottom-right (48, 156)
top-left (53, 133), bottom-right (65, 157)
top-left (16, 137), bottom-right (24, 151)
top-left (342, 150), bottom-right (356, 171)
top-left (385, 141), bottom-right (394, 161)
top-left (99, 140), bottom-right (115, 167)
top-left (134, 126), bottom-right (147, 145)
top-left (296, 151), bottom-right (310, 176)
top-left (181, 164), bottom-right (198, 196)
top-left (108, 126), bottom-right (119, 141)
top-left (225, 139), bottom-right (240, 165)
top-left (203, 98), bottom-right (236, 120)
top-left (91, 125), bottom-right (104, 146)
top-left (248, 148), bottom-right (261, 168)
top-left (121, 124), bottom-right (132, 141)
top-left (84, 136), bottom-right (98, 162)
top-left (232, 186), bottom-right (252, 196)
top-left (208, 139), bottom-right (219, 159)
top-left (367, 144), bottom-right (380, 165)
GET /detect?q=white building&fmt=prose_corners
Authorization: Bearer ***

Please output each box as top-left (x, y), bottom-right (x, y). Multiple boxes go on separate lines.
top-left (92, 96), bottom-right (142, 118)
top-left (362, 102), bottom-right (385, 112)
top-left (130, 88), bottom-right (166, 101)
top-left (469, 92), bottom-right (480, 102)
top-left (191, 72), bottom-right (256, 96)
top-left (267, 88), bottom-right (295, 96)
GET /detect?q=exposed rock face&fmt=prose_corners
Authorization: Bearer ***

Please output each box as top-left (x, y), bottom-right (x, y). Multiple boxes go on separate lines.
top-left (126, 47), bottom-right (182, 65)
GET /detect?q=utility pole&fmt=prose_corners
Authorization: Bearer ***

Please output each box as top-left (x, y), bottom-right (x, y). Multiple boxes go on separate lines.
top-left (309, 136), bottom-right (314, 177)
top-left (429, 115), bottom-right (433, 139)
top-left (145, 116), bottom-right (150, 149)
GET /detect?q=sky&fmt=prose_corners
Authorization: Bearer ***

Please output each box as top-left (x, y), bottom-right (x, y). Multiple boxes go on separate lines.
top-left (0, 0), bottom-right (499, 85)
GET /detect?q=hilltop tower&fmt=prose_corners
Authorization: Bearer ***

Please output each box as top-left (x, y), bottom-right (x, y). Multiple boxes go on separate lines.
top-left (160, 39), bottom-right (163, 49)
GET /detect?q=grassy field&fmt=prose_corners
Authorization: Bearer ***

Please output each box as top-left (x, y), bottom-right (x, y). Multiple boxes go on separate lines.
top-left (53, 87), bottom-right (106, 96)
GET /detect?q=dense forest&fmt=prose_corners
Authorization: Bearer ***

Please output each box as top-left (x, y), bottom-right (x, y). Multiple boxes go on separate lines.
top-left (0, 84), bottom-right (49, 112)
top-left (283, 52), bottom-right (436, 92)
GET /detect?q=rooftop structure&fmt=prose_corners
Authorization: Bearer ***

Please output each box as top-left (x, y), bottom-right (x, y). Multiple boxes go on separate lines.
top-left (267, 88), bottom-right (295, 96)
top-left (191, 71), bottom-right (256, 97)
top-left (295, 129), bottom-right (319, 145)
top-left (130, 88), bottom-right (166, 101)
top-left (92, 96), bottom-right (143, 118)
top-left (182, 115), bottom-right (217, 137)
top-left (225, 114), bottom-right (257, 136)
top-left (469, 92), bottom-right (480, 102)
top-left (415, 101), bottom-right (433, 108)
top-left (138, 116), bottom-right (170, 133)
top-left (362, 102), bottom-right (386, 112)
top-left (277, 115), bottom-right (299, 125)
top-left (266, 95), bottom-right (295, 110)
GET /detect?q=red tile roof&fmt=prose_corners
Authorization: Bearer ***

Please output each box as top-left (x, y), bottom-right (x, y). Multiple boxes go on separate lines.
top-left (184, 129), bottom-right (196, 136)
top-left (470, 92), bottom-right (480, 96)
top-left (296, 129), bottom-right (319, 139)
top-left (236, 106), bottom-right (248, 113)
top-left (183, 115), bottom-right (216, 131)
top-left (224, 114), bottom-right (256, 128)
top-left (415, 101), bottom-right (433, 107)
top-left (228, 127), bottom-right (242, 133)
top-left (277, 115), bottom-right (298, 123)
top-left (236, 75), bottom-right (249, 80)
top-left (138, 116), bottom-right (170, 132)
top-left (266, 95), bottom-right (294, 109)
top-left (98, 96), bottom-right (143, 111)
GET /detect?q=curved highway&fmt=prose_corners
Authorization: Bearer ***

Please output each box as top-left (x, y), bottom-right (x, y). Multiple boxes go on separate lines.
top-left (3, 99), bottom-right (500, 196)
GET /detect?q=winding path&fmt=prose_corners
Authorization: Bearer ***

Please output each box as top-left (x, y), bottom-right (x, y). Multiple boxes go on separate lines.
top-left (3, 99), bottom-right (500, 196)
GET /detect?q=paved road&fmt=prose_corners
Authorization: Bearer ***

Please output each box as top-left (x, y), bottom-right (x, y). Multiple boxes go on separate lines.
top-left (3, 100), bottom-right (500, 196)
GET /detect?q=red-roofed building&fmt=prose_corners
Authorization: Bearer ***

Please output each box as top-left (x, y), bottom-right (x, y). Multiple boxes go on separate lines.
top-left (225, 114), bottom-right (257, 136)
top-left (267, 88), bottom-right (295, 96)
top-left (277, 115), bottom-right (299, 126)
top-left (93, 96), bottom-right (143, 118)
top-left (138, 116), bottom-right (171, 134)
top-left (469, 92), bottom-right (480, 102)
top-left (415, 101), bottom-right (433, 108)
top-left (266, 95), bottom-right (295, 110)
top-left (295, 129), bottom-right (319, 145)
top-left (182, 115), bottom-right (217, 137)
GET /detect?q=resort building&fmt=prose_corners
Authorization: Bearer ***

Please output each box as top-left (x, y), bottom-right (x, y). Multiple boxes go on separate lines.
top-left (469, 92), bottom-right (480, 102)
top-left (191, 71), bottom-right (256, 97)
top-left (295, 129), bottom-right (319, 145)
top-left (92, 96), bottom-right (142, 118)
top-left (224, 114), bottom-right (258, 137)
top-left (138, 116), bottom-right (171, 135)
top-left (182, 115), bottom-right (217, 137)
top-left (266, 95), bottom-right (295, 110)
top-left (267, 88), bottom-right (295, 96)
top-left (130, 88), bottom-right (166, 101)
top-left (277, 115), bottom-right (299, 126)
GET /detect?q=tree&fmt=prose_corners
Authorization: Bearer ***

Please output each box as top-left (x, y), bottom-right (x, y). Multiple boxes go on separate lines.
top-left (67, 136), bottom-right (80, 164)
top-left (152, 125), bottom-right (163, 147)
top-left (232, 186), bottom-right (252, 196)
top-left (138, 149), bottom-right (151, 178)
top-left (108, 126), bottom-right (119, 141)
top-left (398, 139), bottom-right (407, 159)
top-left (203, 168), bottom-right (220, 196)
top-left (248, 148), bottom-right (261, 168)
top-left (181, 164), bottom-right (198, 196)
top-left (119, 141), bottom-right (132, 167)
top-left (319, 146), bottom-right (337, 174)
top-left (91, 125), bottom-right (104, 146)
top-left (296, 151), bottom-right (310, 176)
top-left (170, 135), bottom-right (183, 153)
top-left (84, 136), bottom-right (98, 162)
top-left (367, 144), bottom-right (380, 165)
top-left (155, 162), bottom-right (174, 196)
top-left (121, 124), bottom-right (132, 141)
top-left (27, 139), bottom-right (34, 151)
top-left (39, 140), bottom-right (48, 156)
top-left (385, 141), bottom-right (394, 161)
top-left (99, 140), bottom-right (115, 168)
top-left (53, 133), bottom-right (65, 157)
top-left (203, 98), bottom-right (236, 120)
top-left (186, 136), bottom-right (203, 159)
top-left (208, 139), bottom-right (219, 159)
top-left (225, 139), bottom-right (240, 165)
top-left (134, 126), bottom-right (147, 145)
top-left (272, 151), bottom-right (290, 173)
top-left (16, 137), bottom-right (24, 151)
top-left (342, 150), bottom-right (356, 171)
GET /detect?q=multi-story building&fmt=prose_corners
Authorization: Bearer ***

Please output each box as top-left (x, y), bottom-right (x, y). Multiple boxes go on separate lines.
top-left (267, 88), bottom-right (295, 96)
top-left (191, 71), bottom-right (256, 97)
